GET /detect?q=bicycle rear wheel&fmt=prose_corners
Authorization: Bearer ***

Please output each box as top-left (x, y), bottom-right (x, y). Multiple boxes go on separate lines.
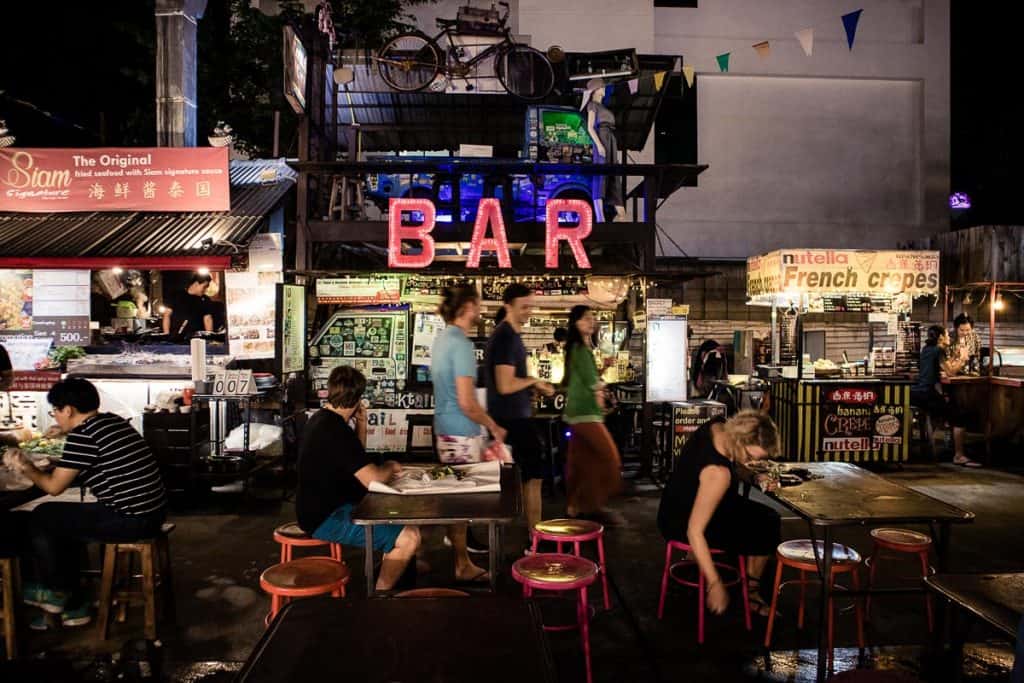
top-left (376, 32), bottom-right (442, 92)
top-left (494, 44), bottom-right (554, 101)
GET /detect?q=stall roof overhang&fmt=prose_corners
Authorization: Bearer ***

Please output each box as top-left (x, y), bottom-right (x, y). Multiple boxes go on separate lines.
top-left (0, 159), bottom-right (296, 269)
top-left (335, 55), bottom-right (677, 153)
top-left (746, 249), bottom-right (941, 304)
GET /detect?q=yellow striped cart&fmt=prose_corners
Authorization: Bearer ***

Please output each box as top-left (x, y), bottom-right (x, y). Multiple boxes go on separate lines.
top-left (769, 377), bottom-right (912, 463)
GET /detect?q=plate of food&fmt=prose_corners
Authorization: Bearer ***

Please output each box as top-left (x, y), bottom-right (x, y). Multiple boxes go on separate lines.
top-left (15, 434), bottom-right (65, 461)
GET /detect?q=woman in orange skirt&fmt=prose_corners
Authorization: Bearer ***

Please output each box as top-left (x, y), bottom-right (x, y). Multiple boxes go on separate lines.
top-left (562, 305), bottom-right (623, 525)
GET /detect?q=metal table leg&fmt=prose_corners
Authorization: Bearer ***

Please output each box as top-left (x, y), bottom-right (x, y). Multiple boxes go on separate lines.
top-left (365, 525), bottom-right (375, 596)
top-left (488, 522), bottom-right (498, 593)
top-left (816, 526), bottom-right (834, 683)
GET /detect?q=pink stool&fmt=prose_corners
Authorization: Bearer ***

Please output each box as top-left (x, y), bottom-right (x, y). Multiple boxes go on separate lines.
top-left (273, 522), bottom-right (342, 563)
top-left (513, 553), bottom-right (599, 683)
top-left (657, 540), bottom-right (752, 643)
top-left (530, 518), bottom-right (611, 610)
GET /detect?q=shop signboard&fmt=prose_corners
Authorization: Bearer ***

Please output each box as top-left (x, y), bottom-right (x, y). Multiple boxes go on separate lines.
top-left (316, 276), bottom-right (403, 305)
top-left (747, 250), bottom-right (940, 300)
top-left (10, 370), bottom-right (61, 392)
top-left (819, 386), bottom-right (878, 452)
top-left (277, 283), bottom-right (306, 375)
top-left (282, 26), bottom-right (308, 114)
top-left (365, 409), bottom-right (432, 452)
top-left (0, 147), bottom-right (230, 213)
top-left (671, 400), bottom-right (727, 458)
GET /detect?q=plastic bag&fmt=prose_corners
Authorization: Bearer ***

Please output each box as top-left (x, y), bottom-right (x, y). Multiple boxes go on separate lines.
top-left (225, 423), bottom-right (282, 455)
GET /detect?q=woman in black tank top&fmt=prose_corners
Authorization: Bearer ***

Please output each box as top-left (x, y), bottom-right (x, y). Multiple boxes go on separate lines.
top-left (657, 411), bottom-right (782, 616)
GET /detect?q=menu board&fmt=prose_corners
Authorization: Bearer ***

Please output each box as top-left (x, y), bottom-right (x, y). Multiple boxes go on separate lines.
top-left (0, 269), bottom-right (90, 346)
top-left (821, 295), bottom-right (894, 314)
top-left (316, 277), bottom-right (402, 305)
top-left (411, 312), bottom-right (445, 367)
top-left (646, 318), bottom-right (688, 403)
top-left (277, 284), bottom-right (306, 374)
top-left (226, 271), bottom-right (278, 358)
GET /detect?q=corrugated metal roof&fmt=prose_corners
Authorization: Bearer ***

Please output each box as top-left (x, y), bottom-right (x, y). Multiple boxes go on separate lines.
top-left (0, 158), bottom-right (295, 257)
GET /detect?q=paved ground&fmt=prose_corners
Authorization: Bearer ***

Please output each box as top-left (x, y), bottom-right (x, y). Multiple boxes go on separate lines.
top-left (1, 458), bottom-right (1021, 682)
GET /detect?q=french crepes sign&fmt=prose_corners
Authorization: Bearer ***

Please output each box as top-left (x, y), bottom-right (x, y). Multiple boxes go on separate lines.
top-left (0, 147), bottom-right (230, 213)
top-left (746, 249), bottom-right (940, 299)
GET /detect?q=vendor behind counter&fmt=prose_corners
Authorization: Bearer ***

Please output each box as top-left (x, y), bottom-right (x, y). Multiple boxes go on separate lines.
top-left (162, 272), bottom-right (214, 341)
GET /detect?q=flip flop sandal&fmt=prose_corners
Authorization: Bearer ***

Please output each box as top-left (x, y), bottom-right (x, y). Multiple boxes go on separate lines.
top-left (954, 457), bottom-right (982, 468)
top-left (455, 568), bottom-right (490, 584)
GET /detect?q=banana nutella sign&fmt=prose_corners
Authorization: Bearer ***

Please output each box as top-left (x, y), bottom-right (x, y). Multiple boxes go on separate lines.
top-left (0, 147), bottom-right (230, 213)
top-left (747, 249), bottom-right (940, 298)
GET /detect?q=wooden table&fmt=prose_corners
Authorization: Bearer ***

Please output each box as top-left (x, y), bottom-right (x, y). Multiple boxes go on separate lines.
top-left (925, 573), bottom-right (1024, 682)
top-left (767, 462), bottom-right (975, 682)
top-left (236, 595), bottom-right (556, 682)
top-left (351, 464), bottom-right (523, 595)
top-left (943, 375), bottom-right (1024, 460)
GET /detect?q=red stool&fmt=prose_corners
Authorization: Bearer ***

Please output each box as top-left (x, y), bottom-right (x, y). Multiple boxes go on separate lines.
top-left (273, 522), bottom-right (342, 563)
top-left (865, 528), bottom-right (934, 631)
top-left (259, 557), bottom-right (350, 624)
top-left (513, 553), bottom-right (599, 683)
top-left (531, 518), bottom-right (611, 610)
top-left (764, 540), bottom-right (865, 668)
top-left (657, 540), bottom-right (752, 643)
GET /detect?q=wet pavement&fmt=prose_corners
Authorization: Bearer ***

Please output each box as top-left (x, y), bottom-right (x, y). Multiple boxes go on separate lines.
top-left (1, 461), bottom-right (1021, 682)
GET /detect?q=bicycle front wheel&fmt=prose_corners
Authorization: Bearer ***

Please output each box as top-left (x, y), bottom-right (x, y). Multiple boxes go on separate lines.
top-left (376, 32), bottom-right (442, 92)
top-left (495, 44), bottom-right (554, 101)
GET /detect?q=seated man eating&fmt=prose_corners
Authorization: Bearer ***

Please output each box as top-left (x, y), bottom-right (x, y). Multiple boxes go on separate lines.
top-left (296, 366), bottom-right (421, 592)
top-left (3, 378), bottom-right (166, 629)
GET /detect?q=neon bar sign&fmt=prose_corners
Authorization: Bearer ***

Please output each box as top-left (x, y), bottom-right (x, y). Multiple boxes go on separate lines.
top-left (387, 197), bottom-right (592, 269)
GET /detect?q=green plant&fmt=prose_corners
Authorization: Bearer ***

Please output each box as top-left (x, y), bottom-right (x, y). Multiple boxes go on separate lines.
top-left (48, 346), bottom-right (87, 367)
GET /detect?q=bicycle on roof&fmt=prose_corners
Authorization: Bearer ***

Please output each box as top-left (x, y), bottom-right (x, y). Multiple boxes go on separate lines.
top-left (373, 2), bottom-right (555, 101)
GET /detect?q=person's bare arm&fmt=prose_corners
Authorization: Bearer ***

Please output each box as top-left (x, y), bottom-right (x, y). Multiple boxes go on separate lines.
top-left (162, 308), bottom-right (172, 334)
top-left (941, 346), bottom-right (968, 376)
top-left (353, 461), bottom-right (401, 488)
top-left (685, 465), bottom-right (732, 589)
top-left (494, 364), bottom-right (538, 395)
top-left (456, 376), bottom-right (505, 442)
top-left (203, 314), bottom-right (214, 332)
top-left (4, 451), bottom-right (78, 496)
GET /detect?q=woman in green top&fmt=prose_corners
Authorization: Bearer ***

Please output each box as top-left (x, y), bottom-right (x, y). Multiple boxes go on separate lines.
top-left (563, 305), bottom-right (622, 522)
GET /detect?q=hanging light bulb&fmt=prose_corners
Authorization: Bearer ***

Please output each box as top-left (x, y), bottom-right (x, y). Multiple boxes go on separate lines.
top-left (992, 296), bottom-right (1005, 312)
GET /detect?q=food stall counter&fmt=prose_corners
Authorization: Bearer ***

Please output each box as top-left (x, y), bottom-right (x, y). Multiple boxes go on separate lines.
top-left (770, 376), bottom-right (912, 463)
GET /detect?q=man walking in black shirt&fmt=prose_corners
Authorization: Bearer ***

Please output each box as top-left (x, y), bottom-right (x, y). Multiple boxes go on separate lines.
top-left (485, 284), bottom-right (555, 534)
top-left (296, 366), bottom-right (421, 591)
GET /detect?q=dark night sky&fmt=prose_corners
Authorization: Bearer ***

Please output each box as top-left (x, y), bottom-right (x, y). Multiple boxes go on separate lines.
top-left (1, 1), bottom-right (1020, 226)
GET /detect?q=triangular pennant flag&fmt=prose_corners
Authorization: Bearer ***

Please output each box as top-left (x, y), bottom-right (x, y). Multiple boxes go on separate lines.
top-left (753, 41), bottom-right (770, 58)
top-left (682, 64), bottom-right (695, 88)
top-left (842, 9), bottom-right (863, 50)
top-left (627, 78), bottom-right (639, 95)
top-left (795, 28), bottom-right (814, 57)
top-left (653, 71), bottom-right (667, 91)
top-left (716, 53), bottom-right (730, 73)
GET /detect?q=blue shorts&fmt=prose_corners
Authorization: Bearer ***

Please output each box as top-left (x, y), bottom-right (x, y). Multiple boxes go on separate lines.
top-left (312, 504), bottom-right (404, 554)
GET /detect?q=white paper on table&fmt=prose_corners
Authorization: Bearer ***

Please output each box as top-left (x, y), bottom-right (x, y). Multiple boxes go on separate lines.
top-left (368, 460), bottom-right (501, 495)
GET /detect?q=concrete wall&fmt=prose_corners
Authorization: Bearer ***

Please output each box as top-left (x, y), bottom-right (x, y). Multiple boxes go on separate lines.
top-left (652, 0), bottom-right (949, 258)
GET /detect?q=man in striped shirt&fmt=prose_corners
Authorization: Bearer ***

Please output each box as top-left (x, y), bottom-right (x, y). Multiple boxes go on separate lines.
top-left (3, 378), bottom-right (166, 628)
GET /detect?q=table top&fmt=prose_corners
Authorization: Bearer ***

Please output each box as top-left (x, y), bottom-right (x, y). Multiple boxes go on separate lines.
top-left (236, 596), bottom-right (556, 683)
top-left (769, 462), bottom-right (974, 527)
top-left (925, 573), bottom-right (1024, 638)
top-left (352, 464), bottom-right (523, 526)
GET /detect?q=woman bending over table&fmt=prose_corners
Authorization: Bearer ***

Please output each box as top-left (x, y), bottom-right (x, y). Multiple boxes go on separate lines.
top-left (657, 410), bottom-right (782, 616)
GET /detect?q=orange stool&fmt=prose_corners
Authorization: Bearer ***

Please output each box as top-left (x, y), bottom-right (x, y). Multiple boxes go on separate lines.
top-left (865, 528), bottom-right (934, 631)
top-left (513, 553), bottom-right (599, 683)
top-left (764, 540), bottom-right (865, 668)
top-left (273, 522), bottom-right (342, 563)
top-left (259, 557), bottom-right (350, 624)
top-left (531, 518), bottom-right (611, 610)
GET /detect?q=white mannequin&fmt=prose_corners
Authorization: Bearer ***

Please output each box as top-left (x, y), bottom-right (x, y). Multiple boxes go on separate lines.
top-left (584, 79), bottom-right (627, 222)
